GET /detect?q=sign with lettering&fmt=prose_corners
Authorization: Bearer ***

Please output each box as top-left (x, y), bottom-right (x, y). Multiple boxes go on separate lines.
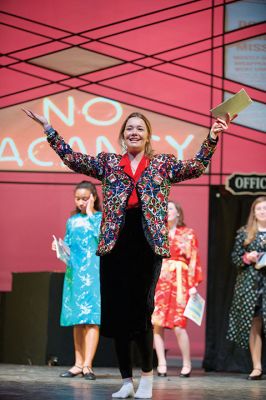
top-left (0, 90), bottom-right (208, 172)
top-left (225, 173), bottom-right (266, 195)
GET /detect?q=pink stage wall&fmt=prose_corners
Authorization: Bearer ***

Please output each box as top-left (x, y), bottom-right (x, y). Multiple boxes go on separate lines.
top-left (1, 0), bottom-right (265, 359)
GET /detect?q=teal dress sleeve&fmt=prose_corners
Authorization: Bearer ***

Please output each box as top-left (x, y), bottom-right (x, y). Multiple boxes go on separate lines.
top-left (86, 211), bottom-right (102, 239)
top-left (63, 218), bottom-right (72, 248)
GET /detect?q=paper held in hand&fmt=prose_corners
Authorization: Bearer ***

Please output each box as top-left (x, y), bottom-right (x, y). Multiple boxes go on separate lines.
top-left (255, 252), bottom-right (266, 270)
top-left (53, 235), bottom-right (70, 265)
top-left (183, 292), bottom-right (205, 326)
top-left (210, 88), bottom-right (252, 119)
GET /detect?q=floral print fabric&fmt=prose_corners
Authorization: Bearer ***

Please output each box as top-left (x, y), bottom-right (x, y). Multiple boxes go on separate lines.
top-left (46, 127), bottom-right (217, 258)
top-left (60, 212), bottom-right (102, 326)
top-left (152, 226), bottom-right (202, 328)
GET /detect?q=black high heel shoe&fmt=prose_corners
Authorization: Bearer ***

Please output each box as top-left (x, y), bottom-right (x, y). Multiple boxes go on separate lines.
top-left (179, 365), bottom-right (191, 378)
top-left (157, 364), bottom-right (167, 377)
top-left (247, 368), bottom-right (263, 380)
top-left (60, 365), bottom-right (83, 378)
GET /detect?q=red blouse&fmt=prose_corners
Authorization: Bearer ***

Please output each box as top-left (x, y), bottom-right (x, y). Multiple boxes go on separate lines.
top-left (119, 153), bottom-right (150, 208)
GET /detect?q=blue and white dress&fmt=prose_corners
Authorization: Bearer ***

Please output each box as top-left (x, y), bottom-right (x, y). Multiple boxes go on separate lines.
top-left (60, 211), bottom-right (102, 326)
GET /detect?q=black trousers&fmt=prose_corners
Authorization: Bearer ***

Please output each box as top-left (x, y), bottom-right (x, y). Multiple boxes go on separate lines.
top-left (100, 208), bottom-right (162, 338)
top-left (114, 328), bottom-right (154, 378)
top-left (100, 208), bottom-right (162, 377)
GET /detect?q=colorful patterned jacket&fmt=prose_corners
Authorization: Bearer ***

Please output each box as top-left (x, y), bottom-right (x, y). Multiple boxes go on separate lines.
top-left (46, 128), bottom-right (217, 257)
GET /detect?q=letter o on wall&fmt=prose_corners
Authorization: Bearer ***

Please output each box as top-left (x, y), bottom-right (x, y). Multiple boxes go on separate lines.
top-left (234, 177), bottom-right (243, 189)
top-left (82, 98), bottom-right (123, 126)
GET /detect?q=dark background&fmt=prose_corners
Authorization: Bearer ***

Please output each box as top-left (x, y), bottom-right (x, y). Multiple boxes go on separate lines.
top-left (203, 186), bottom-right (266, 372)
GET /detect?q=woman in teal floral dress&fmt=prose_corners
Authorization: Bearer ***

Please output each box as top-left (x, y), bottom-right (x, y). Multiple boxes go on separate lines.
top-left (227, 196), bottom-right (266, 380)
top-left (53, 181), bottom-right (102, 380)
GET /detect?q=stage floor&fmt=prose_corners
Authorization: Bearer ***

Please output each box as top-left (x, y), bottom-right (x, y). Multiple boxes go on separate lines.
top-left (0, 364), bottom-right (265, 400)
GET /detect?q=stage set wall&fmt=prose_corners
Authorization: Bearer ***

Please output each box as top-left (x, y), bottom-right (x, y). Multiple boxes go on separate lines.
top-left (0, 0), bottom-right (265, 365)
top-left (0, 177), bottom-right (209, 361)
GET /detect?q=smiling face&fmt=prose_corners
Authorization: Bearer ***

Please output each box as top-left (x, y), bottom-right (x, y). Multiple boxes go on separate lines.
top-left (74, 188), bottom-right (92, 214)
top-left (122, 116), bottom-right (149, 154)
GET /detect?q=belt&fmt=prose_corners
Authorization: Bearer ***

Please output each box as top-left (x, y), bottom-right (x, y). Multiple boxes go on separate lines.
top-left (167, 259), bottom-right (188, 305)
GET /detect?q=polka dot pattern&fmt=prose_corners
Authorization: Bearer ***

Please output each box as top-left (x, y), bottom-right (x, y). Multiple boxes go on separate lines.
top-left (227, 228), bottom-right (266, 348)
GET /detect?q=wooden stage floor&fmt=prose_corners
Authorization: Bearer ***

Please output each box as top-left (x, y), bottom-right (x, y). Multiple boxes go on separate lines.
top-left (0, 364), bottom-right (265, 400)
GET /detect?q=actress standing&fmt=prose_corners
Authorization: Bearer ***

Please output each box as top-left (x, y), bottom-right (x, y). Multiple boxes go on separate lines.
top-left (24, 108), bottom-right (233, 398)
top-left (227, 196), bottom-right (266, 380)
top-left (55, 181), bottom-right (102, 380)
top-left (152, 201), bottom-right (202, 378)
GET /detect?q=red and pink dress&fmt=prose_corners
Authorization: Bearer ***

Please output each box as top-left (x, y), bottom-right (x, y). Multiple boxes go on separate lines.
top-left (152, 226), bottom-right (202, 329)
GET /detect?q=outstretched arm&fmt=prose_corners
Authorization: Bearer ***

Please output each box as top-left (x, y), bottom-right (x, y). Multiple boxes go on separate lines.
top-left (22, 109), bottom-right (106, 180)
top-left (167, 113), bottom-right (236, 183)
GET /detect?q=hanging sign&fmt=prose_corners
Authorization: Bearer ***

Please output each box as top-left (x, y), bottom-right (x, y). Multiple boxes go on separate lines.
top-left (225, 173), bottom-right (266, 195)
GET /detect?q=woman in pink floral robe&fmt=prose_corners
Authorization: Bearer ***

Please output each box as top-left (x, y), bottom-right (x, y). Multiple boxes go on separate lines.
top-left (152, 201), bottom-right (202, 378)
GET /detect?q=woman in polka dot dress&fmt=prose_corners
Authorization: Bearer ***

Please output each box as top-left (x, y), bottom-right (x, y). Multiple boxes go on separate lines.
top-left (227, 196), bottom-right (266, 380)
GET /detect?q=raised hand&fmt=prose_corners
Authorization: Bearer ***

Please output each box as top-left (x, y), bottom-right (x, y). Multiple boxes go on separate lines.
top-left (51, 239), bottom-right (57, 251)
top-left (86, 194), bottom-right (95, 216)
top-left (210, 112), bottom-right (237, 140)
top-left (51, 235), bottom-right (57, 251)
top-left (22, 108), bottom-right (50, 130)
top-left (188, 287), bottom-right (197, 296)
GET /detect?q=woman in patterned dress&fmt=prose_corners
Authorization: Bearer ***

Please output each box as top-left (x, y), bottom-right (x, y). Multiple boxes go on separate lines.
top-left (53, 181), bottom-right (102, 380)
top-left (152, 201), bottom-right (202, 378)
top-left (23, 108), bottom-right (233, 399)
top-left (227, 196), bottom-right (266, 380)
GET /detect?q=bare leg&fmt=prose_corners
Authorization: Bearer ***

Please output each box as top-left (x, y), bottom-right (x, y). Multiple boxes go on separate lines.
top-left (174, 327), bottom-right (191, 375)
top-left (249, 316), bottom-right (263, 377)
top-left (66, 325), bottom-right (84, 374)
top-left (83, 325), bottom-right (99, 367)
top-left (83, 325), bottom-right (99, 378)
top-left (153, 325), bottom-right (167, 374)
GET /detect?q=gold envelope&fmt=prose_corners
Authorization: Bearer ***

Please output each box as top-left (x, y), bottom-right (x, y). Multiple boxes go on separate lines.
top-left (210, 88), bottom-right (253, 119)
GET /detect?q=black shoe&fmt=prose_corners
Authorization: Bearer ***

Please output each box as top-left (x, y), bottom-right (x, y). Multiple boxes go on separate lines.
top-left (83, 366), bottom-right (96, 380)
top-left (157, 365), bottom-right (167, 377)
top-left (179, 366), bottom-right (191, 378)
top-left (60, 365), bottom-right (83, 378)
top-left (247, 369), bottom-right (263, 380)
top-left (179, 371), bottom-right (191, 378)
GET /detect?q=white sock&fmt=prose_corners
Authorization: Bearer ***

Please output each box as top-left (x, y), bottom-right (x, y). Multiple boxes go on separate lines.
top-left (112, 378), bottom-right (135, 398)
top-left (134, 375), bottom-right (153, 399)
